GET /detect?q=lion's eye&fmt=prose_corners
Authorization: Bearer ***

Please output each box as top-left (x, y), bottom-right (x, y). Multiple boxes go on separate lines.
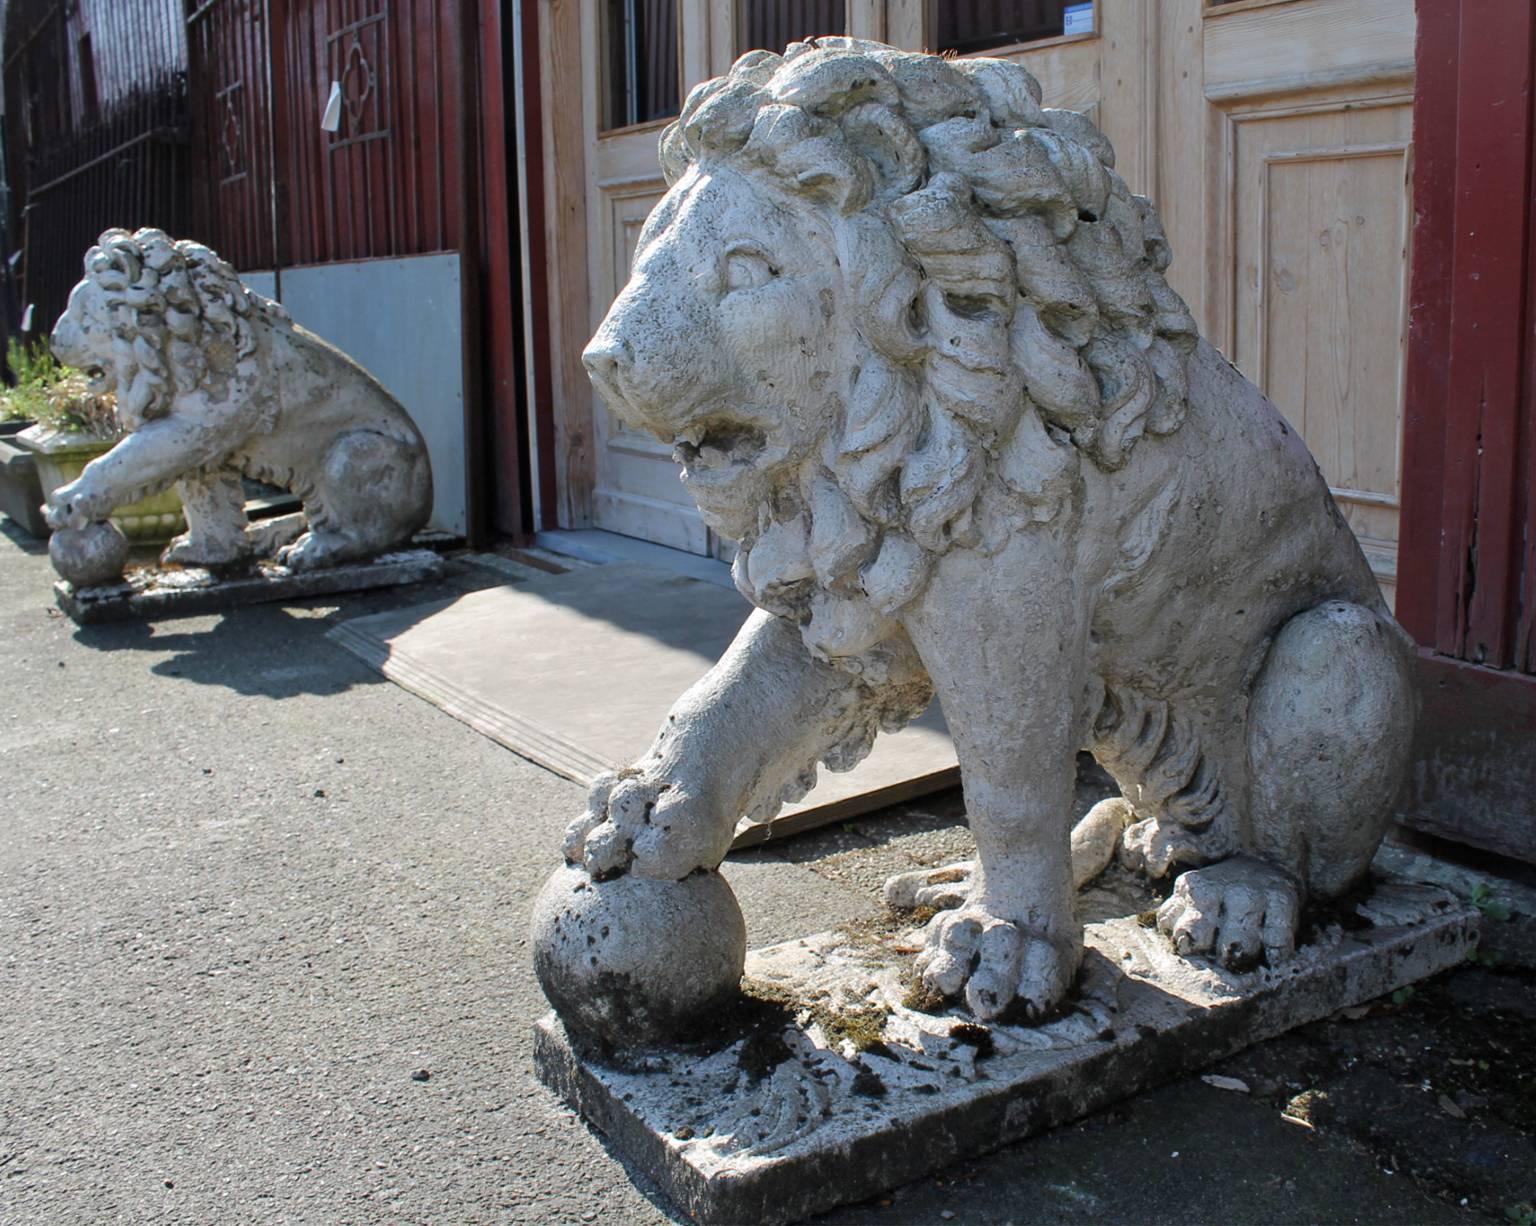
top-left (724, 249), bottom-right (777, 293)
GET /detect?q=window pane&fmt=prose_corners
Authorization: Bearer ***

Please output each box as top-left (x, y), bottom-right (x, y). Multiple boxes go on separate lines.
top-left (935, 1), bottom-right (1095, 55)
top-left (603, 0), bottom-right (680, 130)
top-left (737, 1), bottom-right (846, 55)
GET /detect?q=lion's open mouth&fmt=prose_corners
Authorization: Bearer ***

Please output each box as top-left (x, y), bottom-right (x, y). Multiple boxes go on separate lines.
top-left (83, 364), bottom-right (112, 394)
top-left (671, 418), bottom-right (769, 479)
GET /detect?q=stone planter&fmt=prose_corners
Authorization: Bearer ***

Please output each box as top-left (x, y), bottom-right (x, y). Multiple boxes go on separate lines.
top-left (0, 420), bottom-right (48, 538)
top-left (15, 424), bottom-right (185, 544)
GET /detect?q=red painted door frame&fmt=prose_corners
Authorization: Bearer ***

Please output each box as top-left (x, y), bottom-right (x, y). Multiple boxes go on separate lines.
top-left (1396, 0), bottom-right (1535, 861)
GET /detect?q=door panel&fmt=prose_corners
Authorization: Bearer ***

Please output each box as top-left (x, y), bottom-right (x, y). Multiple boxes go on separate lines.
top-left (1230, 99), bottom-right (1411, 606)
top-left (588, 174), bottom-right (708, 551)
top-left (1202, 0), bottom-right (1415, 98)
top-left (584, 0), bottom-right (693, 551)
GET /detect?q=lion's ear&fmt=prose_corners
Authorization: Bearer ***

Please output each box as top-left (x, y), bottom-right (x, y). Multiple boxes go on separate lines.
top-left (659, 122), bottom-right (692, 187)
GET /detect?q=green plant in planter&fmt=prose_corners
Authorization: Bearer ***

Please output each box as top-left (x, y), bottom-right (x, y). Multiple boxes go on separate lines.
top-left (30, 370), bottom-right (121, 437)
top-left (0, 338), bottom-right (67, 423)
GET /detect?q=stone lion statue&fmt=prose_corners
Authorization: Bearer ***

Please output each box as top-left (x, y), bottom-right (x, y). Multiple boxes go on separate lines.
top-left (46, 228), bottom-right (432, 571)
top-left (566, 40), bottom-right (1416, 1024)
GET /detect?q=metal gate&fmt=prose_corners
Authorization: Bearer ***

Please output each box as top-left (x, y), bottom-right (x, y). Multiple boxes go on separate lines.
top-left (184, 0), bottom-right (278, 271)
top-left (3, 0), bottom-right (190, 333)
top-left (185, 0), bottom-right (471, 274)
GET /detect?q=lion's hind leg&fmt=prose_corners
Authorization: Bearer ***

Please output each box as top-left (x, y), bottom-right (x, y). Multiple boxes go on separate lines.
top-left (1156, 600), bottom-right (1414, 970)
top-left (279, 429), bottom-right (432, 571)
top-left (1245, 600), bottom-right (1415, 898)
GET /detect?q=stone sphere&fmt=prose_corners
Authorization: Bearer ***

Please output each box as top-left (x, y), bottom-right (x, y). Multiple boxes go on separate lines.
top-left (531, 862), bottom-right (747, 1047)
top-left (50, 521), bottom-right (128, 588)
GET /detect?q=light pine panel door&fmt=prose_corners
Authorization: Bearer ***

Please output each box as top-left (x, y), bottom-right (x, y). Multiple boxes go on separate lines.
top-left (1229, 100), bottom-right (1411, 606)
top-left (582, 3), bottom-right (709, 553)
top-left (558, 0), bottom-right (1415, 595)
top-left (918, 0), bottom-right (1414, 605)
top-left (1201, 0), bottom-right (1415, 608)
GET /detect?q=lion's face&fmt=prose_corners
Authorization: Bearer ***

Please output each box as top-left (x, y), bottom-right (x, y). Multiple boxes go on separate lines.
top-left (583, 166), bottom-right (847, 539)
top-left (51, 277), bottom-right (117, 398)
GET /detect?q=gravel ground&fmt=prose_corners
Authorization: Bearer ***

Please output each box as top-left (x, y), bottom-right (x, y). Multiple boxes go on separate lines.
top-left (1, 522), bottom-right (1530, 1225)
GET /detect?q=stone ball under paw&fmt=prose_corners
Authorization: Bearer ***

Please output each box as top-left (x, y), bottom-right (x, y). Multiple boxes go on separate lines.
top-left (49, 520), bottom-right (128, 588)
top-left (531, 862), bottom-right (747, 1047)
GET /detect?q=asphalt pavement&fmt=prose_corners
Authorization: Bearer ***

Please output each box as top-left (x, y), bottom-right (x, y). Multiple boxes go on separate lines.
top-left (1, 523), bottom-right (1528, 1225)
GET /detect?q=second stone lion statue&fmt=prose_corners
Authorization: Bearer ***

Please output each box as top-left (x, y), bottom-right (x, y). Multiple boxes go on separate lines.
top-left (557, 38), bottom-right (1418, 1029)
top-left (46, 228), bottom-right (432, 571)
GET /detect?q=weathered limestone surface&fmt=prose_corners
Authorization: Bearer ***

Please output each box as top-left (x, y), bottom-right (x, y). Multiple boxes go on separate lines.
top-left (49, 520), bottom-right (129, 587)
top-left (42, 227), bottom-right (433, 587)
top-left (535, 881), bottom-right (1478, 1226)
top-left (53, 548), bottom-right (443, 625)
top-left (539, 37), bottom-right (1421, 1040)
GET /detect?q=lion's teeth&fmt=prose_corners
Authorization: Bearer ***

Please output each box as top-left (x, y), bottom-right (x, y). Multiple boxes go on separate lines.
top-left (676, 426), bottom-right (705, 448)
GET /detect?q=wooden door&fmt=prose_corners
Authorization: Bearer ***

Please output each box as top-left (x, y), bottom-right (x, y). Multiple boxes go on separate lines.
top-left (576, 2), bottom-right (736, 554)
top-left (553, 1), bottom-right (848, 554)
top-left (914, 0), bottom-right (1414, 606)
top-left (546, 0), bottom-right (1415, 595)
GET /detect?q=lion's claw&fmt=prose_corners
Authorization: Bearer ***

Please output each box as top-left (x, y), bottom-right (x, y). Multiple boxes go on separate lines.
top-left (563, 770), bottom-right (732, 882)
top-left (1156, 857), bottom-right (1299, 971)
top-left (276, 531), bottom-right (347, 571)
top-left (562, 772), bottom-right (617, 864)
top-left (46, 481), bottom-right (112, 531)
top-left (883, 860), bottom-right (975, 912)
top-left (915, 904), bottom-right (1080, 1021)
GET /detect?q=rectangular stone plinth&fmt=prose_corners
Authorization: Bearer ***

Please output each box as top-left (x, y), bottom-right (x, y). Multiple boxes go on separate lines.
top-left (534, 883), bottom-right (1477, 1226)
top-left (55, 549), bottom-right (445, 624)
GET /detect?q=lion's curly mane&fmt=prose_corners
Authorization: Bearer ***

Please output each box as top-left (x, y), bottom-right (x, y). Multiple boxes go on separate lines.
top-left (77, 227), bottom-right (282, 430)
top-left (662, 40), bottom-right (1196, 576)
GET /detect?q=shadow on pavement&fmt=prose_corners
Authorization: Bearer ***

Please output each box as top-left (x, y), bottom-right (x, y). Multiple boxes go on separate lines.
top-left (0, 516), bottom-right (48, 555)
top-left (70, 602), bottom-right (387, 699)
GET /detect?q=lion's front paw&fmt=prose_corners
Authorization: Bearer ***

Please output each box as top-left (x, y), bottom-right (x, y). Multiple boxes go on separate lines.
top-left (563, 769), bottom-right (734, 882)
top-left (1157, 857), bottom-right (1299, 971)
top-left (914, 904), bottom-right (1081, 1022)
top-left (162, 532), bottom-right (250, 569)
top-left (45, 481), bottom-right (113, 531)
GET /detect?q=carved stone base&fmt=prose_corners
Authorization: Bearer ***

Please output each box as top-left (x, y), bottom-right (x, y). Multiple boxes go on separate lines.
top-left (54, 548), bottom-right (445, 624)
top-left (533, 880), bottom-right (1477, 1226)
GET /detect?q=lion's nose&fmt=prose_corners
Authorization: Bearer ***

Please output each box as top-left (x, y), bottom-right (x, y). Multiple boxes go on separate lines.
top-left (582, 334), bottom-right (648, 429)
top-left (581, 335), bottom-right (633, 385)
top-left (49, 320), bottom-right (71, 361)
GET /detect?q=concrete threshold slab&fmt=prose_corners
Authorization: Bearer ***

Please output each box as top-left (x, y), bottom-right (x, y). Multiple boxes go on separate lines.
top-left (55, 549), bottom-right (445, 624)
top-left (534, 881), bottom-right (1477, 1225)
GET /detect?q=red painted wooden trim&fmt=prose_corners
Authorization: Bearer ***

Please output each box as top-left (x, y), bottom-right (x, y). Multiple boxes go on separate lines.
top-left (1399, 0), bottom-right (1536, 673)
top-left (1397, 0), bottom-right (1460, 645)
top-left (477, 0), bottom-right (530, 539)
top-left (1452, 6), bottom-right (1535, 665)
top-left (456, 0), bottom-right (490, 547)
top-left (1518, 67), bottom-right (1536, 674)
top-left (520, 0), bottom-right (560, 529)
